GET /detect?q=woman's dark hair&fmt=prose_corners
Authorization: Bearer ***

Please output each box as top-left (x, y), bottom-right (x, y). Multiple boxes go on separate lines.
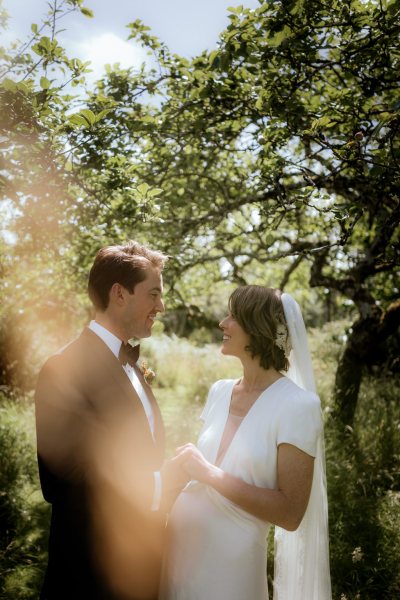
top-left (228, 285), bottom-right (290, 371)
top-left (88, 240), bottom-right (168, 311)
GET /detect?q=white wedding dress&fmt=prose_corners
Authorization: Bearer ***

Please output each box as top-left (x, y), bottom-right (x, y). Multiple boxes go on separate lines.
top-left (161, 376), bottom-right (323, 600)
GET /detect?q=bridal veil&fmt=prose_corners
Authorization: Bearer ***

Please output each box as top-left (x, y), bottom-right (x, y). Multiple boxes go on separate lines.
top-left (274, 293), bottom-right (332, 600)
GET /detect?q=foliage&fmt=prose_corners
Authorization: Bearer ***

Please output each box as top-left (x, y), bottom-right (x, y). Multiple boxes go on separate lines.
top-left (0, 0), bottom-right (97, 390)
top-left (122, 0), bottom-right (400, 423)
top-left (327, 376), bottom-right (400, 599)
top-left (0, 329), bottom-right (399, 599)
top-left (0, 393), bottom-right (50, 599)
top-left (1, 0), bottom-right (399, 420)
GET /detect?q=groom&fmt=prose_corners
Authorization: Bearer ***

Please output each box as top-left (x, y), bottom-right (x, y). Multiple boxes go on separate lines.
top-left (35, 240), bottom-right (187, 600)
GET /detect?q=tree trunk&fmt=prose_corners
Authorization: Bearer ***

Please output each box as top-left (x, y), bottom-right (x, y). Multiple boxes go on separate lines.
top-left (334, 341), bottom-right (364, 426)
top-left (334, 301), bottom-right (400, 425)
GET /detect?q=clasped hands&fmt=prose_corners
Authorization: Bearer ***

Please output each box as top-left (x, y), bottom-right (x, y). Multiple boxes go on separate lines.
top-left (159, 444), bottom-right (221, 512)
top-left (174, 443), bottom-right (219, 484)
top-left (161, 443), bottom-right (217, 490)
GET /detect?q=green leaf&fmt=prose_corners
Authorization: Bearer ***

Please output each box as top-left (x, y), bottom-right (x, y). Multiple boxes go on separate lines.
top-left (68, 114), bottom-right (89, 128)
top-left (290, 0), bottom-right (305, 16)
top-left (94, 109), bottom-right (113, 122)
top-left (31, 23), bottom-right (38, 34)
top-left (227, 5), bottom-right (243, 14)
top-left (95, 93), bottom-right (116, 104)
top-left (39, 36), bottom-right (51, 51)
top-left (137, 183), bottom-right (150, 195)
top-left (148, 188), bottom-right (163, 197)
top-left (79, 109), bottom-right (96, 126)
top-left (255, 95), bottom-right (264, 111)
top-left (264, 233), bottom-right (274, 246)
top-left (268, 26), bottom-right (293, 48)
top-left (32, 36), bottom-right (52, 56)
top-left (371, 112), bottom-right (396, 139)
top-left (68, 108), bottom-right (99, 127)
top-left (310, 116), bottom-right (332, 131)
top-left (193, 70), bottom-right (205, 81)
top-left (80, 6), bottom-right (94, 18)
top-left (209, 50), bottom-right (219, 68)
top-left (2, 78), bottom-right (17, 92)
top-left (40, 76), bottom-right (51, 90)
top-left (16, 81), bottom-right (30, 94)
top-left (225, 29), bottom-right (239, 42)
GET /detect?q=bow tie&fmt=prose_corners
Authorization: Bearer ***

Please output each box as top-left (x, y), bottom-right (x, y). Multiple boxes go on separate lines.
top-left (118, 342), bottom-right (140, 367)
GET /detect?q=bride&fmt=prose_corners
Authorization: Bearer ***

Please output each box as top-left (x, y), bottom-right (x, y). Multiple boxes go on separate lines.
top-left (161, 286), bottom-right (331, 600)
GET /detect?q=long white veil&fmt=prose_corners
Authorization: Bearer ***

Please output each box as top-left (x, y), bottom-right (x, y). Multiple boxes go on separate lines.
top-left (273, 293), bottom-right (332, 599)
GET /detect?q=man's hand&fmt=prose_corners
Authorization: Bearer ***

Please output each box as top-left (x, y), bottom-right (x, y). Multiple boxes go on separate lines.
top-left (159, 455), bottom-right (191, 513)
top-left (160, 455), bottom-right (190, 491)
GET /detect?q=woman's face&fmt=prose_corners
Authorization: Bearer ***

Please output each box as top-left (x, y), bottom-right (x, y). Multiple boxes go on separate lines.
top-left (219, 312), bottom-right (251, 358)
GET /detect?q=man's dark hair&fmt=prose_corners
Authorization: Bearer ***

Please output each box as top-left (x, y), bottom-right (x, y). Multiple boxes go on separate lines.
top-left (88, 240), bottom-right (168, 311)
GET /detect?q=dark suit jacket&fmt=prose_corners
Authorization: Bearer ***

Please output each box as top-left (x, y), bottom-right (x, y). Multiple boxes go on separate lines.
top-left (35, 327), bottom-right (165, 600)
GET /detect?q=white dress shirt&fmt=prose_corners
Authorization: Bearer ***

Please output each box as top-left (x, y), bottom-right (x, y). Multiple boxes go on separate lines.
top-left (88, 320), bottom-right (161, 510)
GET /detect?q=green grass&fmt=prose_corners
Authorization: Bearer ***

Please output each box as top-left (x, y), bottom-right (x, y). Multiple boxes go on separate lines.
top-left (0, 395), bottom-right (50, 600)
top-left (1, 324), bottom-right (399, 599)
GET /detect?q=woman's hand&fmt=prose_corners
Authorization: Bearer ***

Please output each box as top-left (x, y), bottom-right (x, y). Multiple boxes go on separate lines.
top-left (176, 443), bottom-right (314, 530)
top-left (174, 443), bottom-right (219, 483)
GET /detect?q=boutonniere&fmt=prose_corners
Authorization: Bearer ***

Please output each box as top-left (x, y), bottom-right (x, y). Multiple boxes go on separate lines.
top-left (140, 360), bottom-right (156, 385)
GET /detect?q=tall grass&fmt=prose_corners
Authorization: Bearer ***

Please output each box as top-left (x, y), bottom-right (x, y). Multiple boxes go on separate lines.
top-left (141, 334), bottom-right (241, 452)
top-left (327, 376), bottom-right (400, 600)
top-left (0, 325), bottom-right (399, 599)
top-left (0, 394), bottom-right (50, 599)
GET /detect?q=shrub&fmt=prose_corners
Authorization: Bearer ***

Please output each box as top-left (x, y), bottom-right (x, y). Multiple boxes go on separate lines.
top-left (327, 376), bottom-right (400, 599)
top-left (0, 393), bottom-right (50, 599)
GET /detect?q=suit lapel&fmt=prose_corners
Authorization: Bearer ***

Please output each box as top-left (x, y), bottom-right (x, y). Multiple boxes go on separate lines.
top-left (133, 364), bottom-right (165, 453)
top-left (79, 328), bottom-right (164, 456)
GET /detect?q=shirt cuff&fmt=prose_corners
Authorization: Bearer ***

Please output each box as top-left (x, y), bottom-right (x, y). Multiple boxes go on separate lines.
top-left (151, 471), bottom-right (162, 511)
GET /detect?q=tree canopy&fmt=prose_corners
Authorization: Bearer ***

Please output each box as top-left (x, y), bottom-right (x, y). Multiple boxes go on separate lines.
top-left (1, 0), bottom-right (399, 421)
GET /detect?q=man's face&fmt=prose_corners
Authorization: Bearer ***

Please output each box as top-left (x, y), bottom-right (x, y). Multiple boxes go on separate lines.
top-left (121, 267), bottom-right (165, 340)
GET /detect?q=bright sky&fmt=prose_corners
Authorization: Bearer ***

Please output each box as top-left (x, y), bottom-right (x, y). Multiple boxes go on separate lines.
top-left (3, 0), bottom-right (261, 81)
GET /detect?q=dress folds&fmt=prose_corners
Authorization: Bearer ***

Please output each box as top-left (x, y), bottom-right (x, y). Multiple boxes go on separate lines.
top-left (161, 377), bottom-right (322, 600)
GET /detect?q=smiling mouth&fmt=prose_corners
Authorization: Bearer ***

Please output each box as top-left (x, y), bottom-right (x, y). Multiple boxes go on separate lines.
top-left (222, 335), bottom-right (231, 340)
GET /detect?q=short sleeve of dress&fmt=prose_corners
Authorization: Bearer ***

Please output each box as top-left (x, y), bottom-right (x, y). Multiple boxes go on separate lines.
top-left (199, 380), bottom-right (228, 422)
top-left (277, 390), bottom-right (322, 457)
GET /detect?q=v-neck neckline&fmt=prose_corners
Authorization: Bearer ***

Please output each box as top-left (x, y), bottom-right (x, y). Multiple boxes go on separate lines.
top-left (214, 376), bottom-right (286, 467)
